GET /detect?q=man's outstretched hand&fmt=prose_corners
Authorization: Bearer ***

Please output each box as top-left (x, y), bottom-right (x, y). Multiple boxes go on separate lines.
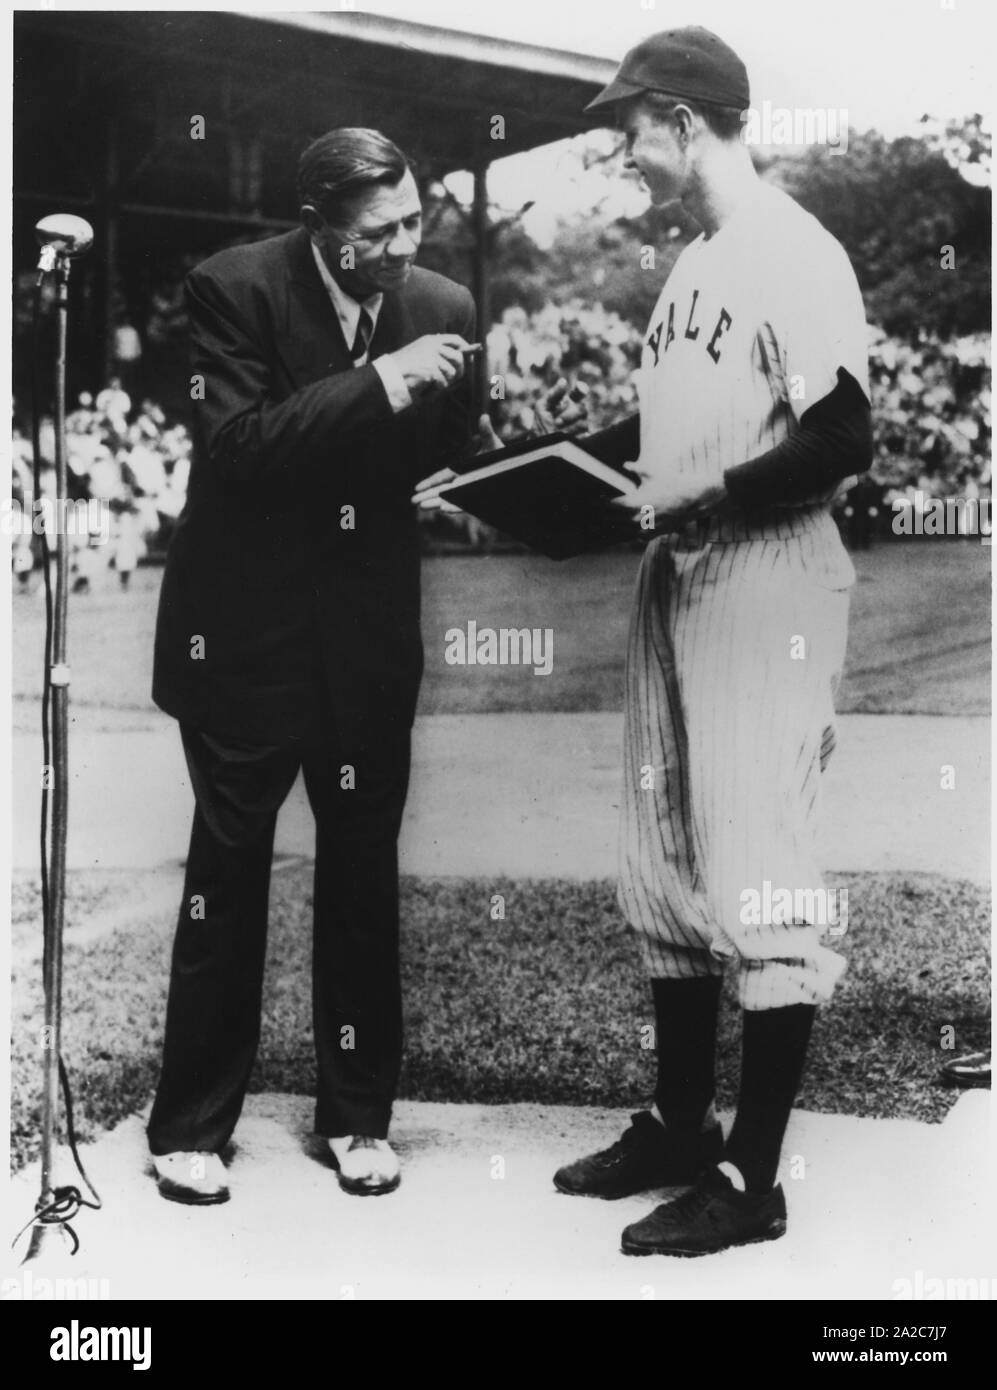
top-left (533, 378), bottom-right (589, 437)
top-left (608, 474), bottom-right (729, 532)
top-left (473, 412), bottom-right (502, 454)
top-left (412, 413), bottom-right (501, 512)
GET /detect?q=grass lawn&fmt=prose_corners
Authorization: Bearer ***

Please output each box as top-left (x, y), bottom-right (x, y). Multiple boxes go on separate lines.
top-left (10, 867), bottom-right (989, 1171)
top-left (11, 539), bottom-right (990, 731)
top-left (10, 538), bottom-right (990, 1169)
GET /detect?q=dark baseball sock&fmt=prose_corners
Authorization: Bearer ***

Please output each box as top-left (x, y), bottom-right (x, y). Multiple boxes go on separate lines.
top-left (725, 1003), bottom-right (817, 1193)
top-left (651, 975), bottom-right (723, 1133)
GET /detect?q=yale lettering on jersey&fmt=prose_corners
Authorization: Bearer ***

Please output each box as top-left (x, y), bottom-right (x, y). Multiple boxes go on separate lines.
top-left (645, 287), bottom-right (733, 366)
top-left (684, 289), bottom-right (701, 341)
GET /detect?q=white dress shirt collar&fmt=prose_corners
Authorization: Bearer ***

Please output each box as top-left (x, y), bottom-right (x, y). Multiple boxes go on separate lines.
top-left (310, 241), bottom-right (383, 366)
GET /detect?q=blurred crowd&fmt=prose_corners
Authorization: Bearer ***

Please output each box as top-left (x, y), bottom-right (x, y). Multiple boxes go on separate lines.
top-left (11, 381), bottom-right (192, 593)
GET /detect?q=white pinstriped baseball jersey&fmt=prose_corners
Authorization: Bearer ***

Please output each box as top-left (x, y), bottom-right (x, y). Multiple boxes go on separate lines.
top-left (618, 179), bottom-right (868, 1009)
top-left (637, 180), bottom-right (869, 500)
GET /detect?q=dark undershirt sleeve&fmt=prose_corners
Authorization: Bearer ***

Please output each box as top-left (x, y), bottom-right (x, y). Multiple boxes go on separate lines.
top-left (722, 368), bottom-right (873, 509)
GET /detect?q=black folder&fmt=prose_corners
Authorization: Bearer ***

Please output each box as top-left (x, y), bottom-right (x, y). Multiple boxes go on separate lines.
top-left (437, 432), bottom-right (639, 560)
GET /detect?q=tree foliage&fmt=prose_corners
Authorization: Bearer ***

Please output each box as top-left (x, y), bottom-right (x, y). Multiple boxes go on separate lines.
top-left (773, 121), bottom-right (991, 340)
top-left (430, 117), bottom-right (992, 344)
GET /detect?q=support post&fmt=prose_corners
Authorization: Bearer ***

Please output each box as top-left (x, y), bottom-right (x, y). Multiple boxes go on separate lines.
top-left (99, 117), bottom-right (120, 388)
top-left (471, 160), bottom-right (490, 419)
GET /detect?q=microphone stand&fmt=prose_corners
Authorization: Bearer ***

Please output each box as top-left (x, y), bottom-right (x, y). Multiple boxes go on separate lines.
top-left (25, 250), bottom-right (75, 1262)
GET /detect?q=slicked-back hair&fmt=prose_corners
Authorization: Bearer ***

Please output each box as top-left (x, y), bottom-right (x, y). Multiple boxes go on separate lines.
top-left (297, 127), bottom-right (412, 225)
top-left (636, 91), bottom-right (745, 142)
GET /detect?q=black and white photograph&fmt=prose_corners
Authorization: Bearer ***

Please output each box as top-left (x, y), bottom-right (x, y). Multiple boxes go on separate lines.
top-left (3, 0), bottom-right (993, 1329)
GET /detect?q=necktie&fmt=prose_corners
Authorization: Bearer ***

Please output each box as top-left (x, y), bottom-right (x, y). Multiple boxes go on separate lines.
top-left (350, 306), bottom-right (374, 363)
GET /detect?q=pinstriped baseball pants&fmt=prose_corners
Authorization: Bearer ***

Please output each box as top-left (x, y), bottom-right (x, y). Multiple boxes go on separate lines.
top-left (618, 531), bottom-right (850, 1010)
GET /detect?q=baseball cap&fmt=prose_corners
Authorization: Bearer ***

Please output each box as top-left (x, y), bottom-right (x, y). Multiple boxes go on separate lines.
top-left (585, 26), bottom-right (749, 113)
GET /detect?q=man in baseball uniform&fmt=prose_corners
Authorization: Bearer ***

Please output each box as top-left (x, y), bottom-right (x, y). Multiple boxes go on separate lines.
top-left (553, 28), bottom-right (873, 1256)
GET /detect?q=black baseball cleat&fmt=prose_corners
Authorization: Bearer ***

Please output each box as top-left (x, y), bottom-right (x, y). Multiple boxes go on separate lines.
top-left (620, 1166), bottom-right (786, 1257)
top-left (938, 1049), bottom-right (991, 1089)
top-left (553, 1111), bottom-right (724, 1200)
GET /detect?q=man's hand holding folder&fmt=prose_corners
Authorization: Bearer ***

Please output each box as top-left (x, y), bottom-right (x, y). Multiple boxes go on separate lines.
top-left (413, 412), bottom-right (503, 515)
top-left (412, 377), bottom-right (591, 516)
top-left (411, 400), bottom-right (647, 562)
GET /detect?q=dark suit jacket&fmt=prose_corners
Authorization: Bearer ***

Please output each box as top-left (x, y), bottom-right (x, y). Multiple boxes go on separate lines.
top-left (153, 227), bottom-right (475, 747)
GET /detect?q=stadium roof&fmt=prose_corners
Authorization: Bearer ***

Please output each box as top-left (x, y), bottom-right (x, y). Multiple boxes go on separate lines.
top-left (15, 9), bottom-right (617, 196)
top-left (13, 9), bottom-right (616, 393)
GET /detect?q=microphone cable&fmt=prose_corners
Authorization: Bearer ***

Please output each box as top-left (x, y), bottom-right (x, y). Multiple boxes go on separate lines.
top-left (11, 280), bottom-right (102, 1258)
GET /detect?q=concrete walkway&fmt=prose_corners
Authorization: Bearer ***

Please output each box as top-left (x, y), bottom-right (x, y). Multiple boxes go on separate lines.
top-left (7, 711), bottom-right (991, 1300)
top-left (11, 712), bottom-right (991, 882)
top-left (3, 1093), bottom-right (992, 1301)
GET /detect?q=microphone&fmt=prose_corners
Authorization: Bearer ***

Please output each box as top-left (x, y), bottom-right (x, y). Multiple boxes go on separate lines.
top-left (35, 214), bottom-right (95, 275)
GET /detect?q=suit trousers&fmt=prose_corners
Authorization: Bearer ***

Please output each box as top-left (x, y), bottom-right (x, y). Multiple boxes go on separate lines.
top-left (147, 718), bottom-right (410, 1155)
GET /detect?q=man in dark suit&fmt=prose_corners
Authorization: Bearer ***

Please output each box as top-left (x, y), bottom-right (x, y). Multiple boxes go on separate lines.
top-left (148, 128), bottom-right (479, 1202)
